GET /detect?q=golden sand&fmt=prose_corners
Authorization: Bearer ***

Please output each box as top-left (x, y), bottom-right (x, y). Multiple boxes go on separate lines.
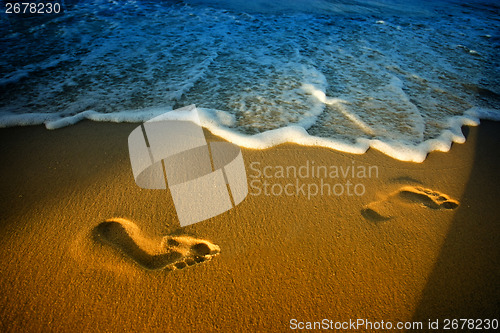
top-left (0, 121), bottom-right (498, 331)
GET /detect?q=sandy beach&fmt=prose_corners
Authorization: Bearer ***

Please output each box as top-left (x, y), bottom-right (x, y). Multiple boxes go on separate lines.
top-left (0, 120), bottom-right (498, 332)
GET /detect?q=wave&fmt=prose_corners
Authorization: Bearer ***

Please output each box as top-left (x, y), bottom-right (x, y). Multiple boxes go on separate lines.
top-left (1, 0), bottom-right (499, 162)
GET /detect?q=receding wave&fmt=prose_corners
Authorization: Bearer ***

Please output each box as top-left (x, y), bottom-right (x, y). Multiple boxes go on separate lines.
top-left (0, 0), bottom-right (499, 162)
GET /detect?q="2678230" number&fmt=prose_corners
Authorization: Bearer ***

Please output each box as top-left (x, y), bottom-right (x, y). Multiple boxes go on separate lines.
top-left (5, 2), bottom-right (61, 14)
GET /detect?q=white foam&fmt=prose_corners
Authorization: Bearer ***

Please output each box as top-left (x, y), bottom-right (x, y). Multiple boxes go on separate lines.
top-left (197, 106), bottom-right (492, 163)
top-left (199, 106), bottom-right (370, 153)
top-left (0, 106), bottom-right (173, 130)
top-left (48, 106), bottom-right (177, 130)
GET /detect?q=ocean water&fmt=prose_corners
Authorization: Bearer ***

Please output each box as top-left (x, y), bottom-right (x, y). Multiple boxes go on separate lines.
top-left (0, 0), bottom-right (499, 161)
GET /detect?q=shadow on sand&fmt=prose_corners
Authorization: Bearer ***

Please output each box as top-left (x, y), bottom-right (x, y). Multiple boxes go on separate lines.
top-left (412, 121), bottom-right (500, 322)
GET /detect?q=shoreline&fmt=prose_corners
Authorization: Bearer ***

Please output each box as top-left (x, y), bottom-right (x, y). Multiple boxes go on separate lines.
top-left (0, 120), bottom-right (498, 331)
top-left (4, 104), bottom-right (500, 164)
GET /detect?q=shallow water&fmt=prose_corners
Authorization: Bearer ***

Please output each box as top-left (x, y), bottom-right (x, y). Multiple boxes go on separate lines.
top-left (0, 0), bottom-right (499, 161)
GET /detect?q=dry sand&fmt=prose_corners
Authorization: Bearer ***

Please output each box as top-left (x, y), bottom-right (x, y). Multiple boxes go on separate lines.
top-left (0, 121), bottom-right (498, 332)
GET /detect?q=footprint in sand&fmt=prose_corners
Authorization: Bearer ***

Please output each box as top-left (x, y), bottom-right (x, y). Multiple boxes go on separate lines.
top-left (362, 186), bottom-right (459, 222)
top-left (94, 218), bottom-right (220, 270)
